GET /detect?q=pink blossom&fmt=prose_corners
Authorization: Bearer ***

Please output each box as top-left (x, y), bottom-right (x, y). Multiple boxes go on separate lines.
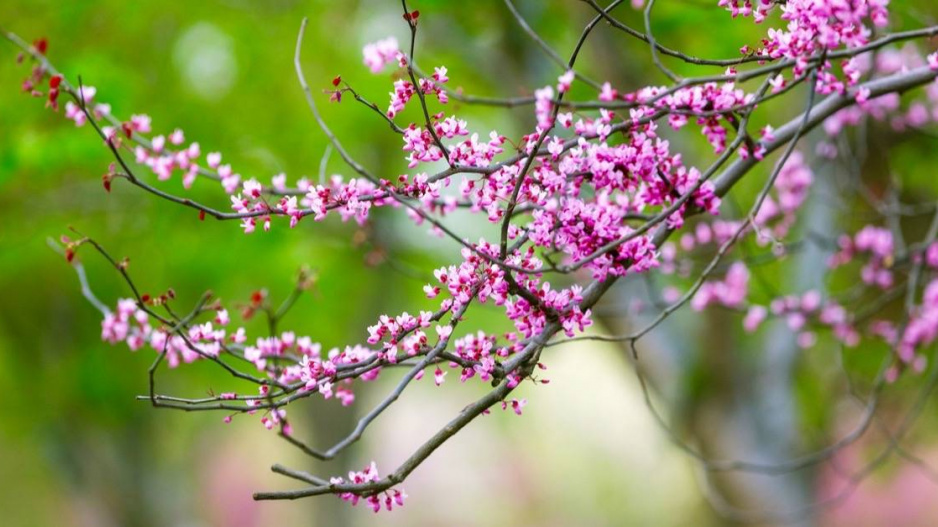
top-left (743, 305), bottom-right (768, 332)
top-left (363, 37), bottom-right (400, 73)
top-left (130, 114), bottom-right (151, 133)
top-left (557, 70), bottom-right (574, 93)
top-left (691, 262), bottom-right (749, 310)
top-left (598, 82), bottom-right (617, 102)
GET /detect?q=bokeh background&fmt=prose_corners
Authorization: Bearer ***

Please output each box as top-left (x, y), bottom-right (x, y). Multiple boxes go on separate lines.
top-left (3, 1), bottom-right (938, 526)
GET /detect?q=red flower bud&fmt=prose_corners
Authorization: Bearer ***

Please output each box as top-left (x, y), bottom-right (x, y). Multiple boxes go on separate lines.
top-left (33, 38), bottom-right (48, 55)
top-left (332, 75), bottom-right (341, 87)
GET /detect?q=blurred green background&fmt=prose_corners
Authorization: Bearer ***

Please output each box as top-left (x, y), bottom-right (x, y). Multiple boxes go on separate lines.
top-left (3, 1), bottom-right (938, 526)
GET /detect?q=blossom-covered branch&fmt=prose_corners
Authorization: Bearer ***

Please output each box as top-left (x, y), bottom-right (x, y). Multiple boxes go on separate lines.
top-left (7, 0), bottom-right (938, 518)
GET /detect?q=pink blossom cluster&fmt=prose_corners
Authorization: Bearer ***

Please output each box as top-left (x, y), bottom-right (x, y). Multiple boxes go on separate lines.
top-left (829, 225), bottom-right (895, 288)
top-left (691, 261), bottom-right (750, 310)
top-left (430, 243), bottom-right (510, 310)
top-left (56, 87), bottom-right (233, 194)
top-left (744, 291), bottom-right (859, 349)
top-left (237, 331), bottom-right (384, 407)
top-left (101, 298), bottom-right (235, 368)
top-left (403, 243), bottom-right (594, 386)
top-left (649, 80), bottom-right (755, 154)
top-left (440, 86), bottom-right (737, 279)
top-left (362, 37), bottom-right (401, 73)
top-left (94, 238), bottom-right (598, 432)
top-left (535, 85), bottom-right (555, 129)
top-left (230, 175), bottom-right (386, 233)
top-left (61, 86), bottom-right (109, 126)
top-left (450, 331), bottom-right (505, 383)
top-left (508, 281), bottom-right (593, 338)
top-left (445, 130), bottom-right (507, 168)
top-left (329, 462), bottom-right (406, 513)
top-left (366, 309), bottom-right (436, 362)
top-left (131, 127), bottom-right (205, 188)
top-left (722, 0), bottom-right (889, 53)
top-left (718, 0), bottom-right (775, 23)
top-left (101, 298), bottom-right (153, 350)
top-left (294, 345), bottom-right (375, 405)
top-left (521, 122), bottom-right (720, 278)
top-left (402, 125), bottom-right (445, 166)
top-left (501, 398), bottom-right (528, 415)
top-left (877, 279), bottom-right (938, 377)
top-left (435, 243), bottom-right (592, 339)
top-left (24, 71), bottom-right (366, 221)
top-left (305, 176), bottom-right (382, 225)
top-left (99, 297), bottom-right (220, 365)
top-left (99, 295), bottom-right (380, 414)
top-left (386, 66), bottom-right (448, 118)
top-left (724, 0), bottom-right (890, 94)
top-left (818, 45), bottom-right (938, 153)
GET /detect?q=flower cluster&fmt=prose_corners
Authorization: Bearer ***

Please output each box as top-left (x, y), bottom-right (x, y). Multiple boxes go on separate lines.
top-left (887, 279), bottom-right (938, 375)
top-left (744, 291), bottom-right (858, 349)
top-left (362, 37), bottom-right (401, 73)
top-left (829, 225), bottom-right (895, 289)
top-left (691, 261), bottom-right (750, 310)
top-left (99, 295), bottom-right (380, 416)
top-left (329, 462), bottom-right (406, 513)
top-left (382, 62), bottom-right (448, 119)
top-left (725, 0), bottom-right (890, 95)
top-left (816, 45), bottom-right (938, 156)
top-left (101, 298), bottom-right (233, 368)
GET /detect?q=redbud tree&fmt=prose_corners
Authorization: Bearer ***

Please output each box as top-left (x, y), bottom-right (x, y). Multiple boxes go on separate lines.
top-left (6, 0), bottom-right (938, 519)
